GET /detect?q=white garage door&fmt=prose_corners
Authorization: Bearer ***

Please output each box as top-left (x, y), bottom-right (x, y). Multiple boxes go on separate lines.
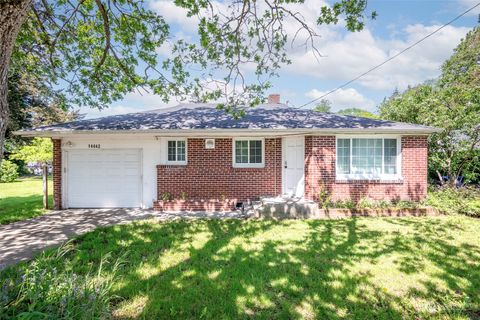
top-left (66, 149), bottom-right (142, 208)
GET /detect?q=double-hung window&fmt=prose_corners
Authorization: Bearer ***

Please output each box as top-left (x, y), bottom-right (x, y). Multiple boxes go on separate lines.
top-left (233, 138), bottom-right (264, 168)
top-left (336, 137), bottom-right (401, 180)
top-left (167, 139), bottom-right (186, 165)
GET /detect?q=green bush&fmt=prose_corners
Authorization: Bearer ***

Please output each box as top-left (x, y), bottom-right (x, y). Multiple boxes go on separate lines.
top-left (392, 200), bottom-right (419, 209)
top-left (0, 160), bottom-right (19, 183)
top-left (331, 198), bottom-right (419, 210)
top-left (426, 187), bottom-right (480, 217)
top-left (333, 199), bottom-right (356, 209)
top-left (0, 243), bottom-right (121, 319)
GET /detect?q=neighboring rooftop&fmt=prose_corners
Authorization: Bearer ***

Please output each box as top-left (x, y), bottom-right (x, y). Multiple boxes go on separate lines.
top-left (18, 98), bottom-right (439, 135)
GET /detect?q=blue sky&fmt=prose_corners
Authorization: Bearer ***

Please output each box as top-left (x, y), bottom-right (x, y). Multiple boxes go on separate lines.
top-left (80, 0), bottom-right (479, 118)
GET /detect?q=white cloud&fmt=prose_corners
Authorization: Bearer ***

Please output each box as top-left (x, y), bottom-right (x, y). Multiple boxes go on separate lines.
top-left (155, 31), bottom-right (195, 58)
top-left (458, 0), bottom-right (480, 15)
top-left (149, 0), bottom-right (199, 32)
top-left (148, 0), bottom-right (472, 95)
top-left (287, 23), bottom-right (471, 91)
top-left (149, 0), bottom-right (231, 33)
top-left (305, 88), bottom-right (376, 111)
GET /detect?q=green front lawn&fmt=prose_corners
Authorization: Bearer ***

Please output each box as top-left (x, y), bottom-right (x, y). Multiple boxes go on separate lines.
top-left (2, 216), bottom-right (479, 319)
top-left (0, 176), bottom-right (53, 225)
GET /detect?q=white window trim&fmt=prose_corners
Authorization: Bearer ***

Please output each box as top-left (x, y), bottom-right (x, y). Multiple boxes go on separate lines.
top-left (166, 138), bottom-right (187, 165)
top-left (232, 137), bottom-right (265, 168)
top-left (335, 135), bottom-right (402, 181)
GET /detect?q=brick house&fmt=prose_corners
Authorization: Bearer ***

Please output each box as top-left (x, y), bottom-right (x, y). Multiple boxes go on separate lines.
top-left (18, 95), bottom-right (439, 211)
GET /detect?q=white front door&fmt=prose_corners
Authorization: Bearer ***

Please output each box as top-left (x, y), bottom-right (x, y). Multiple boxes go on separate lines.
top-left (283, 136), bottom-right (305, 197)
top-left (66, 149), bottom-right (142, 208)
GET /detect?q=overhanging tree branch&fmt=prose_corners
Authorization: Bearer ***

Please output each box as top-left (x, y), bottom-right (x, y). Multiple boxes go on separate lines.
top-left (94, 0), bottom-right (110, 70)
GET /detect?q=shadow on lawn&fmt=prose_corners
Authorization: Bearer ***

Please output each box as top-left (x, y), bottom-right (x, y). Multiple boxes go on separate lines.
top-left (60, 218), bottom-right (480, 318)
top-left (383, 218), bottom-right (480, 317)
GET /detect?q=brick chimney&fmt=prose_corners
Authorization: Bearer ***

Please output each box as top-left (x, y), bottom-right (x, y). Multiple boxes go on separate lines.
top-left (267, 93), bottom-right (280, 104)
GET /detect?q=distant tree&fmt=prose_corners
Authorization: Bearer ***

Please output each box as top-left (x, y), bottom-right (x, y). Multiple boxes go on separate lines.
top-left (313, 99), bottom-right (332, 113)
top-left (337, 107), bottom-right (378, 119)
top-left (5, 73), bottom-right (81, 155)
top-left (11, 138), bottom-right (52, 208)
top-left (441, 27), bottom-right (480, 88)
top-left (379, 27), bottom-right (480, 186)
top-left (11, 137), bottom-right (52, 165)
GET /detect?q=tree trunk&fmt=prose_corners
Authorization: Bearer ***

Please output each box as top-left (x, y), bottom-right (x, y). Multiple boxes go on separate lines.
top-left (0, 0), bottom-right (32, 163)
top-left (447, 168), bottom-right (457, 188)
top-left (43, 163), bottom-right (48, 209)
top-left (436, 170), bottom-right (444, 186)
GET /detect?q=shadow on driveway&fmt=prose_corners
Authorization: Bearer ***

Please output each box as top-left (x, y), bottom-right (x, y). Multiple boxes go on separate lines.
top-left (0, 209), bottom-right (246, 269)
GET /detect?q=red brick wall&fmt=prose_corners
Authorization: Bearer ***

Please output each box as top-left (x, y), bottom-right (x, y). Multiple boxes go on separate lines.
top-left (52, 139), bottom-right (62, 209)
top-left (157, 138), bottom-right (282, 202)
top-left (305, 135), bottom-right (428, 202)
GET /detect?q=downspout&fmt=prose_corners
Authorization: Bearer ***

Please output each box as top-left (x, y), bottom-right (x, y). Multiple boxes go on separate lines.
top-left (274, 138), bottom-right (282, 196)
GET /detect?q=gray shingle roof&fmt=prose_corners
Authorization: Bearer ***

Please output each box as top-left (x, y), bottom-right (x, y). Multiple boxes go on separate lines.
top-left (22, 103), bottom-right (439, 133)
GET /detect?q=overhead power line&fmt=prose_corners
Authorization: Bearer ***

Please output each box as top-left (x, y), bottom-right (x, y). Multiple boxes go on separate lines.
top-left (297, 1), bottom-right (480, 109)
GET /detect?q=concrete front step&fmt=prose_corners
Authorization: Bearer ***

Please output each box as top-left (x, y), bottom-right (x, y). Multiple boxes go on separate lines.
top-left (253, 197), bottom-right (319, 219)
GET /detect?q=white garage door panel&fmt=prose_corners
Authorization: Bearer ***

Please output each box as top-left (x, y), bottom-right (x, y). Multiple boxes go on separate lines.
top-left (67, 149), bottom-right (142, 208)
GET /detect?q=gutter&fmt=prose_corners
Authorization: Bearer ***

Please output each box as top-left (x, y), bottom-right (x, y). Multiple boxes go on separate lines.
top-left (13, 127), bottom-right (442, 138)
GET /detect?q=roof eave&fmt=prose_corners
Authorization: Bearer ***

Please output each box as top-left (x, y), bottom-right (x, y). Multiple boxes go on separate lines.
top-left (13, 127), bottom-right (441, 138)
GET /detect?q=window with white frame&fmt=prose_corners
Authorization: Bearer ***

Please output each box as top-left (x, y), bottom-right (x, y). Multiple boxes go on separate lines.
top-left (233, 138), bottom-right (264, 168)
top-left (336, 137), bottom-right (400, 179)
top-left (167, 139), bottom-right (186, 164)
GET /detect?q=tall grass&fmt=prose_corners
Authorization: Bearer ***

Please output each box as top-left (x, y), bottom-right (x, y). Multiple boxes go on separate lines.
top-left (0, 242), bottom-right (122, 319)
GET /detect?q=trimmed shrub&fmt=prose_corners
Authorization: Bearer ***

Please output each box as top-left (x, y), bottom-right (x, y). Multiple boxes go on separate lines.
top-left (0, 160), bottom-right (19, 183)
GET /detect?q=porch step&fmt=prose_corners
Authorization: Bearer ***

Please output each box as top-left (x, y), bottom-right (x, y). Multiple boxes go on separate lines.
top-left (253, 197), bottom-right (320, 219)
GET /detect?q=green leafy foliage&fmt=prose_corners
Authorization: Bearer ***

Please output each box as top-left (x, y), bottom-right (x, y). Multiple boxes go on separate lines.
top-left (317, 181), bottom-right (332, 208)
top-left (11, 0), bottom-right (170, 110)
top-left (10, 0), bottom-right (374, 113)
top-left (11, 137), bottom-right (52, 164)
top-left (379, 27), bottom-right (480, 185)
top-left (4, 73), bottom-right (81, 161)
top-left (161, 192), bottom-right (172, 202)
top-left (180, 191), bottom-right (188, 201)
top-left (441, 26), bottom-right (480, 87)
top-left (313, 99), bottom-right (332, 113)
top-left (332, 199), bottom-right (356, 209)
top-left (0, 160), bottom-right (18, 183)
top-left (0, 243), bottom-right (121, 319)
top-left (318, 0), bottom-right (376, 31)
top-left (332, 198), bottom-right (419, 210)
top-left (426, 187), bottom-right (480, 217)
top-left (7, 73), bottom-right (79, 132)
top-left (337, 107), bottom-right (378, 119)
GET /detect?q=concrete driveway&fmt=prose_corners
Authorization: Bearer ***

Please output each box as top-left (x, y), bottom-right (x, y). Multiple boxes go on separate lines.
top-left (0, 209), bottom-right (247, 269)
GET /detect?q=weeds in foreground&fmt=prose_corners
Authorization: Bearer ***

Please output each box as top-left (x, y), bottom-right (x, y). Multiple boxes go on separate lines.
top-left (0, 241), bottom-right (123, 319)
